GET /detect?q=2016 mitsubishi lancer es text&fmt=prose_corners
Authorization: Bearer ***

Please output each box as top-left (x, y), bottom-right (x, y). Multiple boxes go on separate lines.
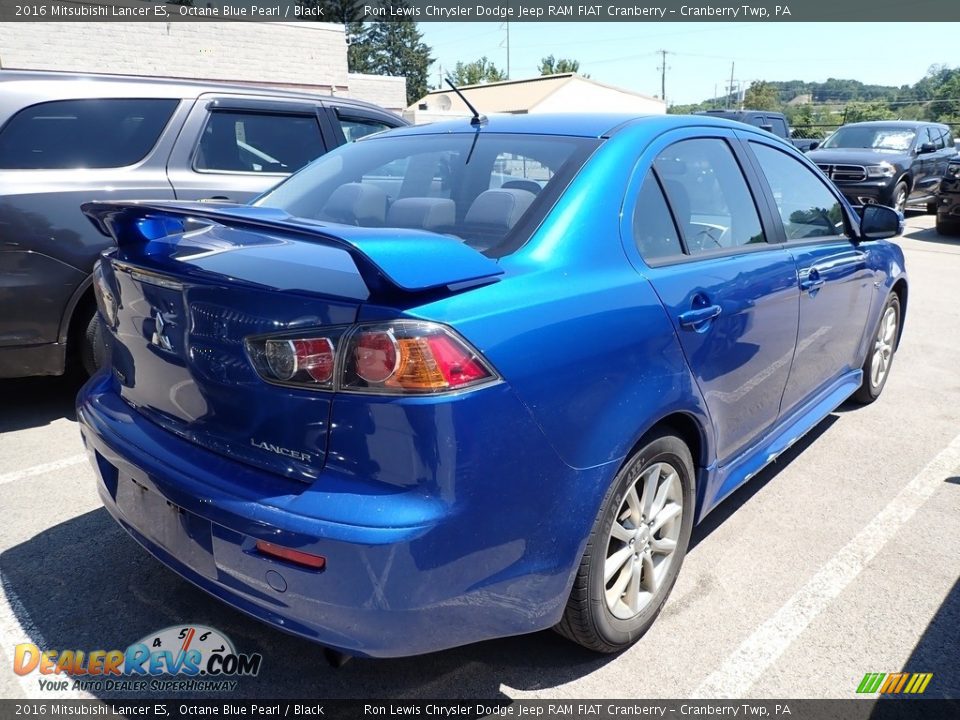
top-left (77, 113), bottom-right (907, 658)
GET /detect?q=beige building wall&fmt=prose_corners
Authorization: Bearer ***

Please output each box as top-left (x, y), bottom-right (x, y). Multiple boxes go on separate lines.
top-left (535, 78), bottom-right (666, 115)
top-left (0, 21), bottom-right (405, 113)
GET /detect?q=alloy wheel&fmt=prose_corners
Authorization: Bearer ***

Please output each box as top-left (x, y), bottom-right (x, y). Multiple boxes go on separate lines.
top-left (871, 305), bottom-right (898, 388)
top-left (604, 461), bottom-right (684, 620)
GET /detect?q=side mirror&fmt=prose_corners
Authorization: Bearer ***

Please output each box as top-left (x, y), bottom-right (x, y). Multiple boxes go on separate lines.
top-left (807, 141), bottom-right (820, 151)
top-left (918, 142), bottom-right (937, 154)
top-left (859, 204), bottom-right (903, 240)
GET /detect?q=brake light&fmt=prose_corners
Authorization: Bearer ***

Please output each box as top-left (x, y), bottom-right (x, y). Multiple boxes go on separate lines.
top-left (245, 321), bottom-right (496, 395)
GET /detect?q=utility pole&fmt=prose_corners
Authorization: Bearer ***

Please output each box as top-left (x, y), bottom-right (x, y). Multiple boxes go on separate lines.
top-left (728, 61), bottom-right (735, 109)
top-left (500, 22), bottom-right (511, 79)
top-left (657, 49), bottom-right (670, 104)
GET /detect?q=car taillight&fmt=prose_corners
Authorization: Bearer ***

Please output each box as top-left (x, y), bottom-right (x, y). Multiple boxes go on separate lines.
top-left (341, 322), bottom-right (496, 394)
top-left (245, 321), bottom-right (497, 395)
top-left (247, 333), bottom-right (342, 389)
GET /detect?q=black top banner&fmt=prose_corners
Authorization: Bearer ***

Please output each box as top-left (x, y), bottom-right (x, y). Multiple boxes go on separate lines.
top-left (0, 0), bottom-right (957, 22)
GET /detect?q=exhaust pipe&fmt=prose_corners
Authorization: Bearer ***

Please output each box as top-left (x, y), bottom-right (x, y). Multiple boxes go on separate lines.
top-left (324, 647), bottom-right (352, 668)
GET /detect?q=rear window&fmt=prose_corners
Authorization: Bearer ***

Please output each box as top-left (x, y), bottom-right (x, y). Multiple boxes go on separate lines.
top-left (0, 98), bottom-right (178, 169)
top-left (255, 132), bottom-right (598, 257)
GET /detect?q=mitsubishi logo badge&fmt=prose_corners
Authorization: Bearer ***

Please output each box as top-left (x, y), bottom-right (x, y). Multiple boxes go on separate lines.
top-left (151, 309), bottom-right (173, 351)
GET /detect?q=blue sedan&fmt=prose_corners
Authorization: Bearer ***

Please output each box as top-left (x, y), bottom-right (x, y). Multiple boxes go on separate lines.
top-left (77, 113), bottom-right (906, 657)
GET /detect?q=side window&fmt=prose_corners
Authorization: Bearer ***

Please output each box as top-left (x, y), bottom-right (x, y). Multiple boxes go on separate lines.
top-left (767, 117), bottom-right (789, 139)
top-left (750, 142), bottom-right (846, 240)
top-left (338, 114), bottom-right (394, 142)
top-left (942, 129), bottom-right (955, 149)
top-left (0, 98), bottom-right (178, 170)
top-left (654, 138), bottom-right (766, 255)
top-left (632, 171), bottom-right (684, 262)
top-left (195, 111), bottom-right (324, 174)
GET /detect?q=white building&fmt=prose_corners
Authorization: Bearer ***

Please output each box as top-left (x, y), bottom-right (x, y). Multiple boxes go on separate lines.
top-left (406, 73), bottom-right (666, 124)
top-left (0, 18), bottom-right (407, 114)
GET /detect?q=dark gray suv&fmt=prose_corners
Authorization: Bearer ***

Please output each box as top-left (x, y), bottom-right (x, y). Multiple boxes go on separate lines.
top-left (0, 70), bottom-right (405, 378)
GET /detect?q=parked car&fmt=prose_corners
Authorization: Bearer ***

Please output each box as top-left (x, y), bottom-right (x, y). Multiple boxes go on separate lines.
top-left (935, 155), bottom-right (960, 235)
top-left (0, 70), bottom-right (405, 379)
top-left (806, 120), bottom-right (957, 213)
top-left (78, 113), bottom-right (907, 658)
top-left (694, 109), bottom-right (819, 151)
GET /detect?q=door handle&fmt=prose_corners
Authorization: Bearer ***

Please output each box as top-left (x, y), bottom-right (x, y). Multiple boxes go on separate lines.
top-left (199, 196), bottom-right (232, 203)
top-left (679, 304), bottom-right (723, 328)
top-left (800, 268), bottom-right (825, 292)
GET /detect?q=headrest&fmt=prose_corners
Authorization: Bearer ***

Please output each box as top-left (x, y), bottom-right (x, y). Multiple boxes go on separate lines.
top-left (321, 182), bottom-right (388, 226)
top-left (387, 197), bottom-right (456, 232)
top-left (464, 188), bottom-right (537, 230)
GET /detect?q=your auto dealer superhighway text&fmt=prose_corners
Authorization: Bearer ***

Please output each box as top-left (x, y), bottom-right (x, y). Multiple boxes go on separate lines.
top-left (364, 4), bottom-right (786, 18)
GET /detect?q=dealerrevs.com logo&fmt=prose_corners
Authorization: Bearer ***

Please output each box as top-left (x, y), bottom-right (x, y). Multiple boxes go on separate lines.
top-left (13, 625), bottom-right (263, 693)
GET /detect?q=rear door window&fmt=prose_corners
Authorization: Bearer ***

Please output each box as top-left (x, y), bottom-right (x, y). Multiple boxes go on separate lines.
top-left (194, 111), bottom-right (325, 174)
top-left (336, 112), bottom-right (396, 142)
top-left (0, 98), bottom-right (178, 169)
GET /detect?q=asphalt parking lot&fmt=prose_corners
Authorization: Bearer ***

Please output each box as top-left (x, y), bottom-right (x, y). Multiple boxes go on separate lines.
top-left (1, 212), bottom-right (958, 702)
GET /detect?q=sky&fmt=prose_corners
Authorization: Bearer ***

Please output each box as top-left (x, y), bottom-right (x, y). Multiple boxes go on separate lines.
top-left (416, 22), bottom-right (957, 106)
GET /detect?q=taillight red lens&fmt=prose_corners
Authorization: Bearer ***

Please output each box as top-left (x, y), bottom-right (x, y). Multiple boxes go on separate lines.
top-left (343, 322), bottom-right (496, 394)
top-left (293, 338), bottom-right (335, 383)
top-left (250, 335), bottom-right (339, 387)
top-left (354, 331), bottom-right (399, 383)
top-left (426, 334), bottom-right (491, 387)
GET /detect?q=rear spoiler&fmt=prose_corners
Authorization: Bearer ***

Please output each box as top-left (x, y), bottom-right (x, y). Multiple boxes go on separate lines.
top-left (81, 200), bottom-right (503, 294)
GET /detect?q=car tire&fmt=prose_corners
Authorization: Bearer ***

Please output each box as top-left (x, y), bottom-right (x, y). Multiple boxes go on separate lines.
top-left (852, 293), bottom-right (901, 405)
top-left (936, 215), bottom-right (960, 236)
top-left (890, 182), bottom-right (909, 214)
top-left (555, 431), bottom-right (695, 653)
top-left (80, 311), bottom-right (109, 377)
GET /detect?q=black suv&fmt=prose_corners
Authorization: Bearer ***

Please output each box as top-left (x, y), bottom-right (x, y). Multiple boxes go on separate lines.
top-left (807, 121), bottom-right (957, 213)
top-left (935, 155), bottom-right (960, 235)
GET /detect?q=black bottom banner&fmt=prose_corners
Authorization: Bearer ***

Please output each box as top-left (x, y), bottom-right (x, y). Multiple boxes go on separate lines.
top-left (3, 699), bottom-right (959, 720)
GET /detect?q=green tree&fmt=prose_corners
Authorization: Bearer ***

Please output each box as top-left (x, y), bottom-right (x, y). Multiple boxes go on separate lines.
top-left (344, 8), bottom-right (432, 106)
top-left (538, 55), bottom-right (584, 76)
top-left (843, 101), bottom-right (896, 123)
top-left (743, 81), bottom-right (781, 111)
top-left (450, 57), bottom-right (507, 86)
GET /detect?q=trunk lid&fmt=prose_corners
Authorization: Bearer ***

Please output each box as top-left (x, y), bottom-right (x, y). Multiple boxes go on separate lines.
top-left (84, 201), bottom-right (502, 482)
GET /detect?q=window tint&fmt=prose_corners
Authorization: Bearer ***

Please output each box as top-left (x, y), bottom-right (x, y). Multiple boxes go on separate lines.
top-left (750, 143), bottom-right (846, 241)
top-left (338, 115), bottom-right (393, 142)
top-left (654, 138), bottom-right (765, 255)
top-left (256, 133), bottom-right (596, 257)
top-left (0, 98), bottom-right (177, 170)
top-left (633, 171), bottom-right (683, 262)
top-left (767, 117), bottom-right (789, 138)
top-left (195, 111), bottom-right (324, 173)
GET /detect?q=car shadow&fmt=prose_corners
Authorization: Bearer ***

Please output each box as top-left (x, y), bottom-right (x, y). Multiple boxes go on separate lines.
top-left (895, 577), bottom-right (960, 700)
top-left (0, 371), bottom-right (85, 432)
top-left (899, 219), bottom-right (960, 248)
top-left (1, 508), bottom-right (615, 700)
top-left (690, 413), bottom-right (839, 550)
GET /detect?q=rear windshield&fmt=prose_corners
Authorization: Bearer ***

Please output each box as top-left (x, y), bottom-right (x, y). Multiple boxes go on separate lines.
top-left (254, 132), bottom-right (599, 257)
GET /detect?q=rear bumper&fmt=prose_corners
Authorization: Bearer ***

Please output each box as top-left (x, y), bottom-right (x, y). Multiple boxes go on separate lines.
top-left (77, 372), bottom-right (608, 657)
